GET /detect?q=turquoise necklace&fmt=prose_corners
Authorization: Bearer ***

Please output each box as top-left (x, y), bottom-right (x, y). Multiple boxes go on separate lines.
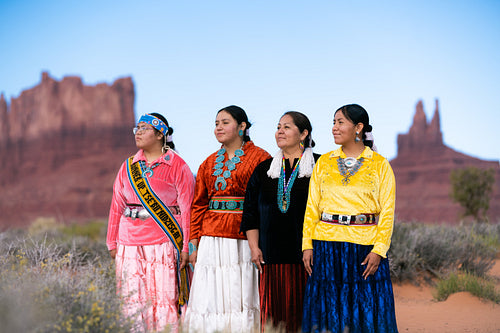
top-left (139, 160), bottom-right (161, 178)
top-left (213, 145), bottom-right (245, 191)
top-left (277, 154), bottom-right (302, 213)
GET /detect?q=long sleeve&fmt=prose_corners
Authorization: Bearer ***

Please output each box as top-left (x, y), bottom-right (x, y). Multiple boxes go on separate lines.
top-left (173, 154), bottom-right (196, 253)
top-left (302, 156), bottom-right (323, 251)
top-left (107, 162), bottom-right (127, 251)
top-left (190, 142), bottom-right (271, 240)
top-left (240, 163), bottom-right (263, 233)
top-left (371, 158), bottom-right (396, 257)
top-left (190, 159), bottom-right (210, 241)
top-left (300, 148), bottom-right (396, 257)
top-left (106, 150), bottom-right (195, 251)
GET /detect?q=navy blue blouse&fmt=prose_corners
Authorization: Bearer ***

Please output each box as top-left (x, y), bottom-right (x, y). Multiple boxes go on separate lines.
top-left (240, 154), bottom-right (320, 264)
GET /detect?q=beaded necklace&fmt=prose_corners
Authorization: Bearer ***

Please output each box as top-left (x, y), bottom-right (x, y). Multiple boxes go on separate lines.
top-left (277, 153), bottom-right (302, 213)
top-left (139, 160), bottom-right (161, 178)
top-left (212, 144), bottom-right (245, 191)
top-left (337, 157), bottom-right (364, 185)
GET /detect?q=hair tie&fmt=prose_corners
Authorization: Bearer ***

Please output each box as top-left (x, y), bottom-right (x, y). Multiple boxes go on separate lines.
top-left (365, 131), bottom-right (377, 152)
top-left (166, 135), bottom-right (173, 143)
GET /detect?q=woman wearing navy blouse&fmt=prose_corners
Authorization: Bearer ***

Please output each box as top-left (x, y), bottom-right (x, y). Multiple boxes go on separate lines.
top-left (241, 111), bottom-right (320, 332)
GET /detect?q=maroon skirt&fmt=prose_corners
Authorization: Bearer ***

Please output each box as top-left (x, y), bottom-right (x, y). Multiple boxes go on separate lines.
top-left (260, 263), bottom-right (308, 332)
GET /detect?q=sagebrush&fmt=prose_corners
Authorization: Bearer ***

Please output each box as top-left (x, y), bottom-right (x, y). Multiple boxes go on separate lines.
top-left (1, 219), bottom-right (499, 332)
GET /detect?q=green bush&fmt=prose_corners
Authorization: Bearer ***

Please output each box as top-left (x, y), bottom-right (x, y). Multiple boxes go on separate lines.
top-left (434, 272), bottom-right (500, 303)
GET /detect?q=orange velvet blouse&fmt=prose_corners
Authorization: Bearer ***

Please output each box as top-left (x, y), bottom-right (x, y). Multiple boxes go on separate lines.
top-left (190, 141), bottom-right (270, 240)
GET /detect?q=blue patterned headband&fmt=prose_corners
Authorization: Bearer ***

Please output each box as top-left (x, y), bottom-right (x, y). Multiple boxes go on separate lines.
top-left (138, 114), bottom-right (169, 136)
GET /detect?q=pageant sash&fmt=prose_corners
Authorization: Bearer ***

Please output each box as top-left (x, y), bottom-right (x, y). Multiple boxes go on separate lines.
top-left (126, 156), bottom-right (190, 306)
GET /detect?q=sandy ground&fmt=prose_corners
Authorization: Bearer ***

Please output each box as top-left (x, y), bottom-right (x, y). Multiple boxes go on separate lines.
top-left (394, 259), bottom-right (500, 332)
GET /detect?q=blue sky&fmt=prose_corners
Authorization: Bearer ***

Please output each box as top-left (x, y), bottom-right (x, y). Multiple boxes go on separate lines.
top-left (1, 0), bottom-right (499, 171)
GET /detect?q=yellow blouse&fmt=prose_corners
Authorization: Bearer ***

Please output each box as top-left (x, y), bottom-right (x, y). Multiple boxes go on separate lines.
top-left (302, 146), bottom-right (396, 257)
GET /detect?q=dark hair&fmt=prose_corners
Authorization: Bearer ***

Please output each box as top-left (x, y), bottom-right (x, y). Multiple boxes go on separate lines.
top-left (217, 105), bottom-right (252, 142)
top-left (334, 104), bottom-right (373, 148)
top-left (150, 112), bottom-right (175, 150)
top-left (282, 111), bottom-right (315, 148)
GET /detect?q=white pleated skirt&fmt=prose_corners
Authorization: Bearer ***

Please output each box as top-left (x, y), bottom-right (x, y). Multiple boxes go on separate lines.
top-left (184, 236), bottom-right (260, 333)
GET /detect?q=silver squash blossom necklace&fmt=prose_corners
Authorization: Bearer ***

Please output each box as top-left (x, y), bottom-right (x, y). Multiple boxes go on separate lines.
top-left (337, 157), bottom-right (364, 185)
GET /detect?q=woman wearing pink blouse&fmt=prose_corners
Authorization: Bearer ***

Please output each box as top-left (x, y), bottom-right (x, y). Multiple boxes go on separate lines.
top-left (107, 113), bottom-right (195, 332)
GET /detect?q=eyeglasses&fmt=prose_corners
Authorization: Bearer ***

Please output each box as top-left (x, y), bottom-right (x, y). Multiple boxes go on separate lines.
top-left (133, 126), bottom-right (155, 135)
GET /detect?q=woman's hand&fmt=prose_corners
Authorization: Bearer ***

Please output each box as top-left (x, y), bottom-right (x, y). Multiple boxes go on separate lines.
top-left (180, 252), bottom-right (189, 270)
top-left (361, 252), bottom-right (382, 280)
top-left (303, 249), bottom-right (313, 276)
top-left (250, 247), bottom-right (264, 273)
top-left (245, 229), bottom-right (264, 272)
top-left (109, 249), bottom-right (117, 260)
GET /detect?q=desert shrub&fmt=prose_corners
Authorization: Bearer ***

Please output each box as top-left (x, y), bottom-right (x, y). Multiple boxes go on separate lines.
top-left (388, 222), bottom-right (425, 281)
top-left (0, 227), bottom-right (135, 333)
top-left (389, 222), bottom-right (498, 281)
top-left (450, 167), bottom-right (495, 220)
top-left (434, 272), bottom-right (500, 303)
top-left (60, 219), bottom-right (108, 242)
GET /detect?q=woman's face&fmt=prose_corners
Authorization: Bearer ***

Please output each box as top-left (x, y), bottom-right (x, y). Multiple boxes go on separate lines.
top-left (275, 114), bottom-right (307, 151)
top-left (135, 122), bottom-right (163, 150)
top-left (332, 111), bottom-right (358, 146)
top-left (214, 110), bottom-right (243, 145)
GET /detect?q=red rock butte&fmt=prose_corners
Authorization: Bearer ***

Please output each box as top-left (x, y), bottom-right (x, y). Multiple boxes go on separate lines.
top-left (0, 73), bottom-right (499, 226)
top-left (0, 72), bottom-right (137, 227)
top-left (390, 100), bottom-right (500, 223)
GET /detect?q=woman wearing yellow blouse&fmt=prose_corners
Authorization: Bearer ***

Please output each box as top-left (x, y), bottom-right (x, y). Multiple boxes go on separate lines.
top-left (302, 104), bottom-right (398, 333)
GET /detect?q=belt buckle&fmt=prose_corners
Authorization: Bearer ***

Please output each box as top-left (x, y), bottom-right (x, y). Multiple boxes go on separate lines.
top-left (354, 214), bottom-right (367, 224)
top-left (338, 214), bottom-right (351, 225)
top-left (321, 212), bottom-right (333, 221)
top-left (138, 209), bottom-right (150, 221)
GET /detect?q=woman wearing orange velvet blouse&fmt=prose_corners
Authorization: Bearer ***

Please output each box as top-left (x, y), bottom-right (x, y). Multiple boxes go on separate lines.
top-left (184, 105), bottom-right (270, 333)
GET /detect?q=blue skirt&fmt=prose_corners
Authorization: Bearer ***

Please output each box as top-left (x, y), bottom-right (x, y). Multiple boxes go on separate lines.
top-left (302, 241), bottom-right (398, 333)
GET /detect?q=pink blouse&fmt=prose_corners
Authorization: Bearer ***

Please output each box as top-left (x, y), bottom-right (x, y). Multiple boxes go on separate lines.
top-left (106, 149), bottom-right (195, 252)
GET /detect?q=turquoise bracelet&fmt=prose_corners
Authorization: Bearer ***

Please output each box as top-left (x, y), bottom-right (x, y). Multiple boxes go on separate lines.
top-left (188, 242), bottom-right (197, 255)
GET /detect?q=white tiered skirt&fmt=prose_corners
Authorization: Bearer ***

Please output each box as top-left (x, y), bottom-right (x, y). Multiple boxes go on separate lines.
top-left (184, 236), bottom-right (260, 333)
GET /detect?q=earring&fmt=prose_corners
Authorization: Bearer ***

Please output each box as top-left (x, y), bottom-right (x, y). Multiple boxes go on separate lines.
top-left (299, 141), bottom-right (305, 150)
top-left (355, 132), bottom-right (360, 143)
top-left (238, 129), bottom-right (244, 137)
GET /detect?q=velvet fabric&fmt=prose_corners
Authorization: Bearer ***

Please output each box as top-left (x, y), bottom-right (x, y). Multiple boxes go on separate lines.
top-left (302, 147), bottom-right (396, 258)
top-left (260, 263), bottom-right (308, 332)
top-left (302, 240), bottom-right (398, 333)
top-left (190, 141), bottom-right (271, 241)
top-left (107, 149), bottom-right (195, 252)
top-left (240, 153), bottom-right (321, 264)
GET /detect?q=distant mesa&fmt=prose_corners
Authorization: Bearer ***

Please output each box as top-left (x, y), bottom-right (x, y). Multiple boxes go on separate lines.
top-left (390, 99), bottom-right (500, 223)
top-left (0, 73), bottom-right (499, 226)
top-left (0, 72), bottom-right (137, 227)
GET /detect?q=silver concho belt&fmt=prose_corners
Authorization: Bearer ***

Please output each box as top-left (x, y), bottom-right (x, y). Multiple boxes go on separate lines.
top-left (124, 205), bottom-right (180, 221)
top-left (321, 212), bottom-right (377, 225)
